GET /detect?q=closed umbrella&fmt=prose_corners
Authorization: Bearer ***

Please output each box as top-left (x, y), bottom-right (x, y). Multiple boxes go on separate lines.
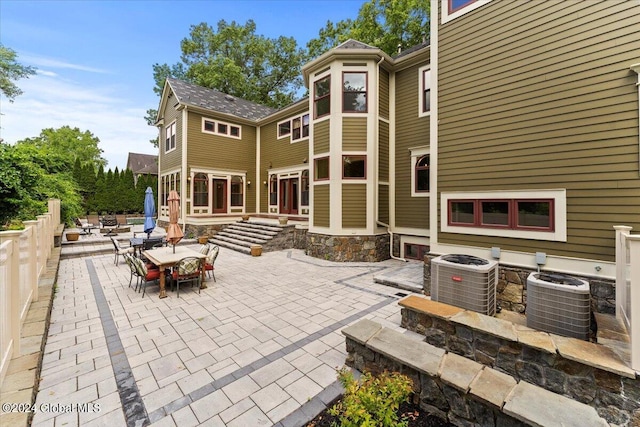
top-left (166, 190), bottom-right (184, 253)
top-left (143, 187), bottom-right (156, 239)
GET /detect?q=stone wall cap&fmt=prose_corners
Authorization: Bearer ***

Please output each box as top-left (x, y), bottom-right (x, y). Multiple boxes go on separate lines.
top-left (552, 335), bottom-right (635, 378)
top-left (514, 326), bottom-right (557, 354)
top-left (469, 367), bottom-right (517, 409)
top-left (398, 295), bottom-right (465, 319)
top-left (367, 327), bottom-right (445, 376)
top-left (503, 381), bottom-right (608, 427)
top-left (438, 352), bottom-right (483, 393)
top-left (450, 311), bottom-right (518, 342)
top-left (341, 319), bottom-right (382, 345)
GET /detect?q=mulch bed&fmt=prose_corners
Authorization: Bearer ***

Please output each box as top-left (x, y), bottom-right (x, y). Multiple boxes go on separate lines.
top-left (305, 399), bottom-right (454, 427)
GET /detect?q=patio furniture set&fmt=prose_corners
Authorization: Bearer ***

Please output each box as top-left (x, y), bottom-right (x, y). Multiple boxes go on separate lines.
top-left (112, 236), bottom-right (219, 299)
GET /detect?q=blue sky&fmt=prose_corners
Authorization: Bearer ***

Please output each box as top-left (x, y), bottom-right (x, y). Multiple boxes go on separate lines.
top-left (0, 0), bottom-right (364, 170)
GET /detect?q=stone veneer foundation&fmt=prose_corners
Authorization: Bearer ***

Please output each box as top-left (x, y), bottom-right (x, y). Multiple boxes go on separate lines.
top-left (305, 232), bottom-right (390, 262)
top-left (423, 254), bottom-right (616, 315)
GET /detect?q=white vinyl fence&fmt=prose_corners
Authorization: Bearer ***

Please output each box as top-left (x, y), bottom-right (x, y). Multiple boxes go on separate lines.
top-left (0, 199), bottom-right (60, 387)
top-left (614, 225), bottom-right (640, 371)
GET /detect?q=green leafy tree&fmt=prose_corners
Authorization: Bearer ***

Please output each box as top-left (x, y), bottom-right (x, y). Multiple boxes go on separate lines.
top-left (0, 142), bottom-right (82, 226)
top-left (0, 44), bottom-right (36, 102)
top-left (147, 19), bottom-right (306, 147)
top-left (307, 0), bottom-right (430, 59)
top-left (19, 126), bottom-right (106, 171)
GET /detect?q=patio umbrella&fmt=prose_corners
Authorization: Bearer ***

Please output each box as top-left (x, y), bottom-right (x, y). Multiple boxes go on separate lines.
top-left (143, 187), bottom-right (156, 239)
top-left (166, 190), bottom-right (184, 253)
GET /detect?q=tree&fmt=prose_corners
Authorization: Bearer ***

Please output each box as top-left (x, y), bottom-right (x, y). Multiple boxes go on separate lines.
top-left (0, 141), bottom-right (82, 226)
top-left (19, 126), bottom-right (107, 171)
top-left (0, 44), bottom-right (36, 102)
top-left (307, 0), bottom-right (430, 59)
top-left (147, 19), bottom-right (306, 145)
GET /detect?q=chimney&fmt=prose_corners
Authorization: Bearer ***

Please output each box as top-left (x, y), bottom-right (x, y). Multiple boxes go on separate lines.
top-left (397, 43), bottom-right (402, 54)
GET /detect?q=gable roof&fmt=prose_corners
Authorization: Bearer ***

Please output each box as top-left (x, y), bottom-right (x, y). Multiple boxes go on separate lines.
top-left (334, 39), bottom-right (379, 51)
top-left (166, 78), bottom-right (278, 121)
top-left (126, 152), bottom-right (158, 175)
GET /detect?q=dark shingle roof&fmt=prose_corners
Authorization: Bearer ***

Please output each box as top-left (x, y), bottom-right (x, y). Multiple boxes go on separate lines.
top-left (335, 39), bottom-right (379, 51)
top-left (126, 153), bottom-right (158, 175)
top-left (393, 40), bottom-right (430, 59)
top-left (167, 78), bottom-right (277, 121)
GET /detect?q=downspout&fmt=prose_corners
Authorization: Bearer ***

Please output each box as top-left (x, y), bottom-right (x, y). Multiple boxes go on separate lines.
top-left (377, 220), bottom-right (408, 262)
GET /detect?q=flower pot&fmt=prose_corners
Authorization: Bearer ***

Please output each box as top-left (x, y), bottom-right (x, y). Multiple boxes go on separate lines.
top-left (242, 215), bottom-right (250, 221)
top-left (250, 244), bottom-right (262, 257)
top-left (66, 232), bottom-right (80, 241)
top-left (278, 217), bottom-right (288, 225)
top-left (198, 236), bottom-right (209, 244)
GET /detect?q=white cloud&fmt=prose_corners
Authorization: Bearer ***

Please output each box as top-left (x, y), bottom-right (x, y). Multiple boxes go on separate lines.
top-left (21, 54), bottom-right (110, 74)
top-left (0, 72), bottom-right (158, 170)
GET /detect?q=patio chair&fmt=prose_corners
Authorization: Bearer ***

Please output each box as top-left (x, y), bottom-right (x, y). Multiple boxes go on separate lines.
top-left (110, 236), bottom-right (134, 265)
top-left (123, 253), bottom-right (138, 289)
top-left (198, 243), bottom-right (210, 255)
top-left (87, 214), bottom-right (101, 228)
top-left (73, 218), bottom-right (90, 235)
top-left (205, 245), bottom-right (219, 281)
top-left (171, 257), bottom-right (202, 298)
top-left (131, 256), bottom-right (162, 297)
top-left (116, 214), bottom-right (127, 227)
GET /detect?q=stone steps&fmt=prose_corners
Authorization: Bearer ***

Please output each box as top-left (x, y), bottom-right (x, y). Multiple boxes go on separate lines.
top-left (210, 221), bottom-right (285, 255)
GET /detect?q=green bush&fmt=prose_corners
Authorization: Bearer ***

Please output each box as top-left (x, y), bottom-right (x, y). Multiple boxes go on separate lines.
top-left (329, 368), bottom-right (413, 427)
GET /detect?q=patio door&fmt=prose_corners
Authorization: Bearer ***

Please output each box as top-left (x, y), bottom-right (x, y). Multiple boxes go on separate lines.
top-left (212, 179), bottom-right (227, 213)
top-left (280, 178), bottom-right (299, 215)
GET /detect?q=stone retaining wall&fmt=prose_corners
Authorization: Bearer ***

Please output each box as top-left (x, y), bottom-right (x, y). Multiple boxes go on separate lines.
top-left (262, 225), bottom-right (295, 251)
top-left (423, 255), bottom-right (616, 315)
top-left (305, 232), bottom-right (390, 262)
top-left (343, 319), bottom-right (609, 427)
top-left (400, 296), bottom-right (639, 426)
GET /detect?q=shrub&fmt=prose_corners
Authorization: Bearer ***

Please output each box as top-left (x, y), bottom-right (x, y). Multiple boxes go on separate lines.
top-left (329, 368), bottom-right (413, 427)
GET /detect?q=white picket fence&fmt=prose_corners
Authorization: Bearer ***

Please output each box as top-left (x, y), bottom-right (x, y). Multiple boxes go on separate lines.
top-left (614, 225), bottom-right (640, 371)
top-left (0, 199), bottom-right (60, 387)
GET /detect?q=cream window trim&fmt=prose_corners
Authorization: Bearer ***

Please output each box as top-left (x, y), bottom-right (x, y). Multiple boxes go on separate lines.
top-left (441, 0), bottom-right (493, 24)
top-left (418, 65), bottom-right (431, 118)
top-left (441, 189), bottom-right (567, 242)
top-left (201, 117), bottom-right (242, 139)
top-left (410, 146), bottom-right (430, 198)
top-left (165, 121), bottom-right (177, 154)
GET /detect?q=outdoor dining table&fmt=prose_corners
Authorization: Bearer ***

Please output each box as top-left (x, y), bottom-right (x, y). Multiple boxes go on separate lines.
top-left (142, 245), bottom-right (208, 298)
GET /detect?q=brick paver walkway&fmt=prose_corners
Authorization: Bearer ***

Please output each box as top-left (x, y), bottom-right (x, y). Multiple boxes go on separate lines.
top-left (30, 246), bottom-right (415, 426)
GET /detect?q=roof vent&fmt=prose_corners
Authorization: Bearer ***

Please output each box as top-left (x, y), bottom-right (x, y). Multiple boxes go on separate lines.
top-left (225, 95), bottom-right (235, 102)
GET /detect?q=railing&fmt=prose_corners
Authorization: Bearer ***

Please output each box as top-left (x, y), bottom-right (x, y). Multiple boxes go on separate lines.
top-left (614, 225), bottom-right (640, 371)
top-left (0, 199), bottom-right (60, 387)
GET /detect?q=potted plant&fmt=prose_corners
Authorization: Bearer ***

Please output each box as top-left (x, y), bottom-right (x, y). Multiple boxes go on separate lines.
top-left (198, 235), bottom-right (209, 244)
top-left (65, 229), bottom-right (81, 241)
top-left (242, 214), bottom-right (250, 221)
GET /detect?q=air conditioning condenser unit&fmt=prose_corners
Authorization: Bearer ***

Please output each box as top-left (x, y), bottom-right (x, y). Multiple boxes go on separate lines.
top-left (526, 272), bottom-right (590, 340)
top-left (431, 254), bottom-right (498, 316)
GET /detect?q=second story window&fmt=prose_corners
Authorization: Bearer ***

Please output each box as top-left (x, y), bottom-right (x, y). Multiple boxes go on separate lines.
top-left (314, 76), bottom-right (331, 118)
top-left (419, 66), bottom-right (431, 117)
top-left (202, 118), bottom-right (241, 139)
top-left (165, 122), bottom-right (176, 152)
top-left (343, 72), bottom-right (367, 112)
top-left (279, 113), bottom-right (309, 142)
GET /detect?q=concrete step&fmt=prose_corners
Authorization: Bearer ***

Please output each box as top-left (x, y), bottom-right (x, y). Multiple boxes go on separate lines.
top-left (224, 227), bottom-right (277, 240)
top-left (234, 221), bottom-right (283, 233)
top-left (209, 238), bottom-right (251, 255)
top-left (216, 231), bottom-right (268, 245)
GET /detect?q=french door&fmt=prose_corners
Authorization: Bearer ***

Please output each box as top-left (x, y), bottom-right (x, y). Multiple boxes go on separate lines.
top-left (279, 178), bottom-right (299, 215)
top-left (212, 179), bottom-right (227, 213)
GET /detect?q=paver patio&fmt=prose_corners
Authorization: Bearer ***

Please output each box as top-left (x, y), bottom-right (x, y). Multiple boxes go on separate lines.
top-left (30, 239), bottom-right (418, 427)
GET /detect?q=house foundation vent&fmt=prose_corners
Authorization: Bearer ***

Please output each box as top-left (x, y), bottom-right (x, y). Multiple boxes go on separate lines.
top-left (431, 254), bottom-right (498, 316)
top-left (526, 272), bottom-right (590, 340)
